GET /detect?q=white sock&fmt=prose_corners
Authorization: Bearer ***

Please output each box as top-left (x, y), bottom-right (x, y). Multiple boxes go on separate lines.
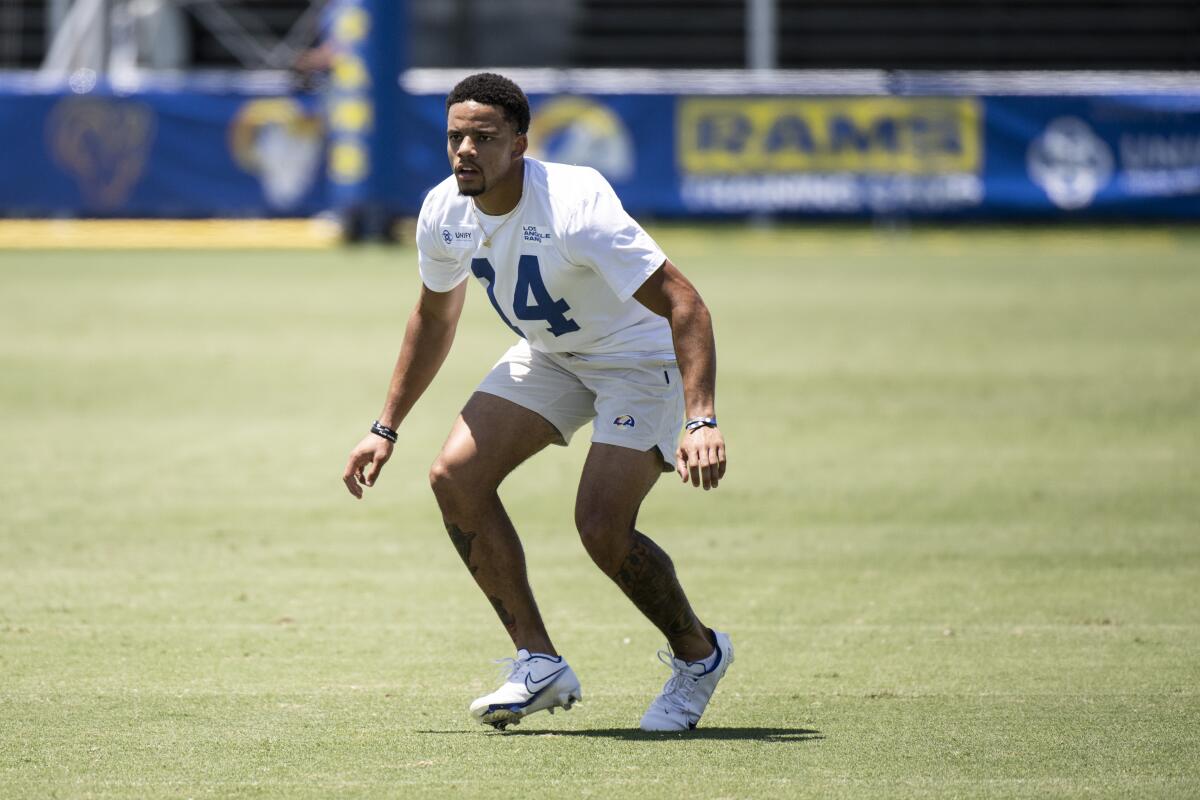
top-left (696, 647), bottom-right (720, 669)
top-left (680, 645), bottom-right (719, 669)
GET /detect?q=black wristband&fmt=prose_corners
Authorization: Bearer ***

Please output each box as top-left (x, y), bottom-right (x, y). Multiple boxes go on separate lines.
top-left (370, 420), bottom-right (398, 443)
top-left (684, 416), bottom-right (718, 433)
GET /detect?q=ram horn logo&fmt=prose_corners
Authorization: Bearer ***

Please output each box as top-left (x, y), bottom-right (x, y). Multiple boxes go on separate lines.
top-left (528, 96), bottom-right (635, 182)
top-left (230, 99), bottom-right (324, 210)
top-left (613, 415), bottom-right (636, 427)
top-left (47, 97), bottom-right (156, 209)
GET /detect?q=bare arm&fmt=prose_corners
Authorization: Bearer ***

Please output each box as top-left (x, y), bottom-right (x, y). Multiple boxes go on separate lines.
top-left (343, 281), bottom-right (467, 498)
top-left (634, 259), bottom-right (727, 490)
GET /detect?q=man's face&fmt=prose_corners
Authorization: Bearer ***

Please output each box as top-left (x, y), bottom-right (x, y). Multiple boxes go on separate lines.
top-left (446, 101), bottom-right (526, 197)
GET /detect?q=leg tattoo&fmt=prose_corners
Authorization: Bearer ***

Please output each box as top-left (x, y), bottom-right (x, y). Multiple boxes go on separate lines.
top-left (489, 595), bottom-right (517, 631)
top-left (446, 520), bottom-right (541, 645)
top-left (614, 532), bottom-right (702, 641)
top-left (446, 523), bottom-right (478, 575)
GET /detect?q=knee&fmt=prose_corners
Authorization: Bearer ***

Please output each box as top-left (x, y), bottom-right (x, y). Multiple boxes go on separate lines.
top-left (575, 501), bottom-right (634, 576)
top-left (429, 455), bottom-right (474, 512)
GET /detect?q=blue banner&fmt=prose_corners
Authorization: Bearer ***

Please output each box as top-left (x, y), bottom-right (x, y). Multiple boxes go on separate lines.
top-left (984, 95), bottom-right (1200, 218)
top-left (0, 75), bottom-right (327, 217)
top-left (400, 90), bottom-right (1200, 219)
top-left (2, 72), bottom-right (1198, 219)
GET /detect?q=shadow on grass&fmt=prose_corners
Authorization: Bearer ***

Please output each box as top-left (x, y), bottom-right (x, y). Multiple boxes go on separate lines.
top-left (420, 727), bottom-right (823, 742)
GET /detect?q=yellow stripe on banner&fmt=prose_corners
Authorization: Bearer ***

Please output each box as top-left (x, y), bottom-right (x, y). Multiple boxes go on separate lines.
top-left (0, 219), bottom-right (343, 249)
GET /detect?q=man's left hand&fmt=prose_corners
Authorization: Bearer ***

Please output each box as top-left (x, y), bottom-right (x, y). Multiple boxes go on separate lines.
top-left (676, 426), bottom-right (727, 490)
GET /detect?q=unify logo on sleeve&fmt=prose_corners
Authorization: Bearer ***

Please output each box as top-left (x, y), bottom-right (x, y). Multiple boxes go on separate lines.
top-left (440, 226), bottom-right (477, 249)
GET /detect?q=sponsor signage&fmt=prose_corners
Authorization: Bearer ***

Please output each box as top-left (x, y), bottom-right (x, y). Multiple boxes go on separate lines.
top-left (677, 98), bottom-right (981, 174)
top-left (676, 97), bottom-right (984, 213)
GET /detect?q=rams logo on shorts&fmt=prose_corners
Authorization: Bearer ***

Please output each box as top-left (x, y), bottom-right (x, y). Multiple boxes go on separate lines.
top-left (613, 415), bottom-right (636, 427)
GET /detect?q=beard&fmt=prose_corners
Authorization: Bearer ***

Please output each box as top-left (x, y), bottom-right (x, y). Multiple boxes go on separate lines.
top-left (456, 172), bottom-right (486, 197)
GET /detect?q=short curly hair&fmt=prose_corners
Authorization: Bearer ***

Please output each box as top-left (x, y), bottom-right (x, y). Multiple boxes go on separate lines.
top-left (445, 72), bottom-right (530, 135)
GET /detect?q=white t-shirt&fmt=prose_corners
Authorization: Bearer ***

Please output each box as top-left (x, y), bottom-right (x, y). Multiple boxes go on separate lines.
top-left (416, 158), bottom-right (674, 358)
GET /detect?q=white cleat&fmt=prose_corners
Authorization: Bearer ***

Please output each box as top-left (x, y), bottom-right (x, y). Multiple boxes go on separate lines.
top-left (639, 630), bottom-right (733, 732)
top-left (469, 650), bottom-right (582, 731)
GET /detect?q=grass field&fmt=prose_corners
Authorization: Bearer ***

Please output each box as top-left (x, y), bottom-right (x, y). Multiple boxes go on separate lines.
top-left (2, 225), bottom-right (1199, 798)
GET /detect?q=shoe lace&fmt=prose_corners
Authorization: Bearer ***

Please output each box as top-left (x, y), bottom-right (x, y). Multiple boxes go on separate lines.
top-left (654, 649), bottom-right (700, 711)
top-left (493, 656), bottom-right (531, 684)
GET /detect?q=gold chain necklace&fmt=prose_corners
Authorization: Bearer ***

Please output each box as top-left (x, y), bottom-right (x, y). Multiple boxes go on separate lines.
top-left (470, 201), bottom-right (517, 248)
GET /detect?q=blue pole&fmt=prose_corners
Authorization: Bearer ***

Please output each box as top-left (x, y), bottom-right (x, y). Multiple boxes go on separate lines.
top-left (326, 0), bottom-right (406, 239)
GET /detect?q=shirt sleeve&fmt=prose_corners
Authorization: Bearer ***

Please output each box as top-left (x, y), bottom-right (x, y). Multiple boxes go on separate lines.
top-left (561, 170), bottom-right (667, 302)
top-left (416, 198), bottom-right (470, 292)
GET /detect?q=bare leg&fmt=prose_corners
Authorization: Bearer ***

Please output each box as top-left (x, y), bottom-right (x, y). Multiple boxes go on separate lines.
top-left (574, 444), bottom-right (714, 661)
top-left (430, 392), bottom-right (562, 655)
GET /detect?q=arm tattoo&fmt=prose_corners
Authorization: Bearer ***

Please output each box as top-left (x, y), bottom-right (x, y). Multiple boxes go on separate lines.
top-left (614, 532), bottom-right (701, 640)
top-left (445, 523), bottom-right (478, 575)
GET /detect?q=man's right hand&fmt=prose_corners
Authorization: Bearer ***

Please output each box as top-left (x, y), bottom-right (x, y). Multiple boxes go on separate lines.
top-left (342, 434), bottom-right (394, 499)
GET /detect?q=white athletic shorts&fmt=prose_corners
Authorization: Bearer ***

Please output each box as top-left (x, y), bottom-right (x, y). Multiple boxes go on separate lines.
top-left (476, 340), bottom-right (684, 471)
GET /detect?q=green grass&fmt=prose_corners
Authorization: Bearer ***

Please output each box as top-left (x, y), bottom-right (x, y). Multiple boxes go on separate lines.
top-left (2, 225), bottom-right (1199, 798)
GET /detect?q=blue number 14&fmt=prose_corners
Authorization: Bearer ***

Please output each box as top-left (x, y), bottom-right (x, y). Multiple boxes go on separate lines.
top-left (513, 255), bottom-right (580, 336)
top-left (470, 257), bottom-right (523, 337)
top-left (471, 255), bottom-right (579, 337)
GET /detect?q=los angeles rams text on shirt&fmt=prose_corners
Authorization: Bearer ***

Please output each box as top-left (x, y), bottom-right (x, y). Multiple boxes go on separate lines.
top-left (522, 225), bottom-right (553, 245)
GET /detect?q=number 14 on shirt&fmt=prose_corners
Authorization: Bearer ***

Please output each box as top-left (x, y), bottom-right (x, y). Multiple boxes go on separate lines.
top-left (471, 255), bottom-right (581, 338)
